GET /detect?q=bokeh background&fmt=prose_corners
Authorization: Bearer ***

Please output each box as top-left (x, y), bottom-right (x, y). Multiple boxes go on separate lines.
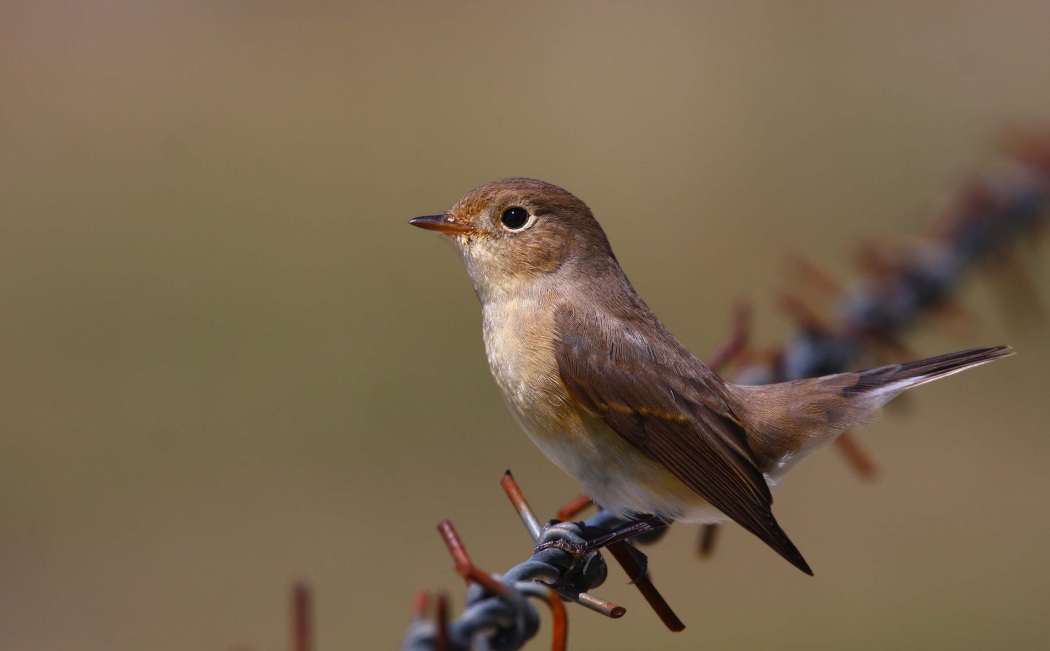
top-left (3, 2), bottom-right (1049, 649)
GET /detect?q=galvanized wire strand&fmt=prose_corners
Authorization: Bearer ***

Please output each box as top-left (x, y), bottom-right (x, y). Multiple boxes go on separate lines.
top-left (761, 137), bottom-right (1049, 384)
top-left (402, 512), bottom-right (634, 651)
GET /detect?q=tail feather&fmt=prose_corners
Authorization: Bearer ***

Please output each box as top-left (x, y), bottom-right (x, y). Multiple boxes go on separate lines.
top-left (846, 345), bottom-right (1014, 398)
top-left (732, 345), bottom-right (1013, 476)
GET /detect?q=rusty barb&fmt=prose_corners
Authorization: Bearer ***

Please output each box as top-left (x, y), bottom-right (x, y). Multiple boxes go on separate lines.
top-left (499, 471), bottom-right (624, 619)
top-left (291, 582), bottom-right (312, 651)
top-left (402, 514), bottom-right (569, 651)
top-left (502, 472), bottom-right (684, 632)
top-left (402, 470), bottom-right (698, 651)
top-left (691, 128), bottom-right (1050, 564)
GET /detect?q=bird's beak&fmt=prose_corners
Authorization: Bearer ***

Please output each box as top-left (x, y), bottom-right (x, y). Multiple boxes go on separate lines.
top-left (408, 213), bottom-right (474, 235)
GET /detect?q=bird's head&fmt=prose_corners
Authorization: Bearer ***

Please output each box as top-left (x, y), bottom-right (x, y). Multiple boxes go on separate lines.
top-left (410, 178), bottom-right (614, 301)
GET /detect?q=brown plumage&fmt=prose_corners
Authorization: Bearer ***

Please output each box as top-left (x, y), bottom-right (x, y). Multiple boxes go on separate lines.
top-left (411, 178), bottom-right (1013, 575)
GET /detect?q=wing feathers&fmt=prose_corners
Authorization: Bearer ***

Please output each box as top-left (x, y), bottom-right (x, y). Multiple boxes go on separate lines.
top-left (554, 305), bottom-right (812, 575)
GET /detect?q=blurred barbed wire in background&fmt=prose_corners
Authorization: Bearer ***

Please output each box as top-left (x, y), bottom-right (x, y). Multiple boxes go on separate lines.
top-left (399, 129), bottom-right (1049, 651)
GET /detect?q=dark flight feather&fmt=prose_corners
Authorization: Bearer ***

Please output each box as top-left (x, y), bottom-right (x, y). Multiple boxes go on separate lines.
top-left (554, 304), bottom-right (814, 575)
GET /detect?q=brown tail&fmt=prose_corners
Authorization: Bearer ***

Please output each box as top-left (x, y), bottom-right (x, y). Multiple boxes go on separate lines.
top-left (731, 345), bottom-right (1013, 475)
top-left (843, 345), bottom-right (1014, 398)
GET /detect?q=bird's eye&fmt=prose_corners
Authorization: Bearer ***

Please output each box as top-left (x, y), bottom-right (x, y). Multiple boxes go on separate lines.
top-left (500, 207), bottom-right (530, 230)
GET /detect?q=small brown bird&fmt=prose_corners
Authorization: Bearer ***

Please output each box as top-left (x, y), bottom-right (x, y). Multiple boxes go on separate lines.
top-left (410, 178), bottom-right (1012, 575)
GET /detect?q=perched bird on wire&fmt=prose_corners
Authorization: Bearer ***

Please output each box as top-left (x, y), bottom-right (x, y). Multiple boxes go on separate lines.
top-left (410, 178), bottom-right (1012, 575)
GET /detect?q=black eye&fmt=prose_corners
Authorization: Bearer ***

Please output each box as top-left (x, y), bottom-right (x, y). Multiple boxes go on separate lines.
top-left (500, 206), bottom-right (530, 230)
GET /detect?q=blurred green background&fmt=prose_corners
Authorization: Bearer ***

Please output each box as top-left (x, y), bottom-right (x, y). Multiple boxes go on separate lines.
top-left (2, 2), bottom-right (1049, 649)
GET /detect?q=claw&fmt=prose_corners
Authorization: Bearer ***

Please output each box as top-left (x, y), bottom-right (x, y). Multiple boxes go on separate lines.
top-left (532, 521), bottom-right (608, 590)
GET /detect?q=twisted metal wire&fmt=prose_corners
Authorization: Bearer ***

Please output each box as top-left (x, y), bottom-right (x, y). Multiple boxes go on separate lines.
top-left (402, 473), bottom-right (681, 651)
top-left (400, 530), bottom-right (580, 651)
top-left (699, 130), bottom-right (1050, 557)
top-left (401, 129), bottom-right (1050, 651)
top-left (755, 130), bottom-right (1049, 384)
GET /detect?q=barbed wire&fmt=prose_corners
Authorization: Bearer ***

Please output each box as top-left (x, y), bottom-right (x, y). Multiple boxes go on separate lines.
top-left (690, 128), bottom-right (1050, 556)
top-left (401, 472), bottom-right (677, 651)
top-left (401, 128), bottom-right (1050, 651)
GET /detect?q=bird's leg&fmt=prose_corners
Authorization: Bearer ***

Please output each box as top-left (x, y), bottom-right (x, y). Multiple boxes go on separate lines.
top-left (583, 514), bottom-right (671, 550)
top-left (534, 514), bottom-right (671, 562)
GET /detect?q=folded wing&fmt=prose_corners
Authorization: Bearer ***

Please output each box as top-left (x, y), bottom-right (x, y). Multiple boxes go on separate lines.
top-left (554, 304), bottom-right (813, 575)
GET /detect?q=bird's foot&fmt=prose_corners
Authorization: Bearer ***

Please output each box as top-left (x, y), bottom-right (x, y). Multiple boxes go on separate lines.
top-left (532, 521), bottom-right (608, 593)
top-left (531, 515), bottom-right (671, 592)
